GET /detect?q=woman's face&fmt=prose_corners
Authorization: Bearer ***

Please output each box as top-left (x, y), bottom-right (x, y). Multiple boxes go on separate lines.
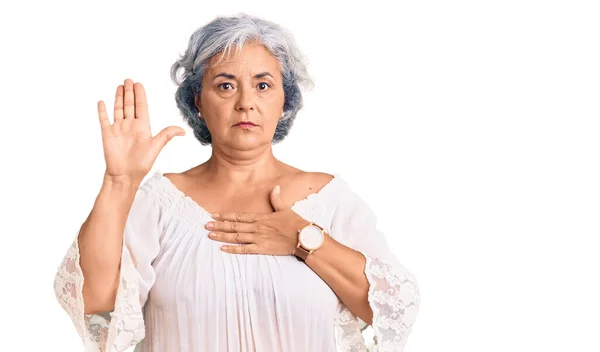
top-left (196, 43), bottom-right (285, 151)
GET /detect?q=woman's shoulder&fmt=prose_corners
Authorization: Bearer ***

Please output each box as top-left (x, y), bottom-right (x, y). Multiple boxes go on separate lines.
top-left (295, 171), bottom-right (374, 208)
top-left (282, 170), bottom-right (354, 207)
top-left (138, 170), bottom-right (168, 191)
top-left (289, 171), bottom-right (335, 190)
top-left (282, 170), bottom-right (331, 198)
top-left (133, 170), bottom-right (182, 207)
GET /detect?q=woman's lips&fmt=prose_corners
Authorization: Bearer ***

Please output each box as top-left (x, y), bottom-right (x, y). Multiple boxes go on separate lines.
top-left (235, 122), bottom-right (257, 128)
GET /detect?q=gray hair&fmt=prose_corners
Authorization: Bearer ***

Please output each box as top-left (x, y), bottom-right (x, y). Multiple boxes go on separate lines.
top-left (170, 13), bottom-right (314, 145)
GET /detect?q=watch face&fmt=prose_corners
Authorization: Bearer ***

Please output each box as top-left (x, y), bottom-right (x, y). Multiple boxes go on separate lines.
top-left (299, 225), bottom-right (324, 250)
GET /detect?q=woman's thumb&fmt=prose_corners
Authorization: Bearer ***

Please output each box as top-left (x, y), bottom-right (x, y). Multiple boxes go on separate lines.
top-left (153, 126), bottom-right (185, 151)
top-left (269, 185), bottom-right (287, 212)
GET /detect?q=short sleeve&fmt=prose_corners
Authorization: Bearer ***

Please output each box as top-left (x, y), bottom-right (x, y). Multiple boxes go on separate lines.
top-left (53, 178), bottom-right (163, 351)
top-left (330, 182), bottom-right (420, 352)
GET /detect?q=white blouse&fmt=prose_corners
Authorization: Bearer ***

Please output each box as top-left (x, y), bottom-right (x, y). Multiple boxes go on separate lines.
top-left (54, 171), bottom-right (420, 352)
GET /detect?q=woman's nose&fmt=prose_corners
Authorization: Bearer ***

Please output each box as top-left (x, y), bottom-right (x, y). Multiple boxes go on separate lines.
top-left (235, 85), bottom-right (255, 112)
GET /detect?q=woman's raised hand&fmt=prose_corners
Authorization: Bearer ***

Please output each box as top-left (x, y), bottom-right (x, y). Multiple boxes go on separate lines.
top-left (98, 79), bottom-right (185, 184)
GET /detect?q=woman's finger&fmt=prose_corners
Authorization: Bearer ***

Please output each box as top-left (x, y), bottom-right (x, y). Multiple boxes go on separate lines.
top-left (213, 212), bottom-right (265, 223)
top-left (220, 244), bottom-right (260, 255)
top-left (134, 82), bottom-right (148, 121)
top-left (208, 231), bottom-right (255, 244)
top-left (97, 100), bottom-right (110, 130)
top-left (113, 85), bottom-right (124, 121)
top-left (206, 221), bottom-right (255, 233)
top-left (123, 79), bottom-right (135, 119)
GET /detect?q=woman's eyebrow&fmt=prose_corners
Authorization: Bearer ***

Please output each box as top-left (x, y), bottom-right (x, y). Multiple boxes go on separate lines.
top-left (254, 72), bottom-right (273, 79)
top-left (213, 73), bottom-right (236, 80)
top-left (213, 72), bottom-right (273, 80)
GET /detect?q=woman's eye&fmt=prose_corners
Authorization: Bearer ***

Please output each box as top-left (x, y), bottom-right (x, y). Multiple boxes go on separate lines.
top-left (257, 82), bottom-right (271, 91)
top-left (219, 83), bottom-right (234, 91)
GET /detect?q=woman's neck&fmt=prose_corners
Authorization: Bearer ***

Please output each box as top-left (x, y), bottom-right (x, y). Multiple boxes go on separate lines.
top-left (200, 145), bottom-right (284, 186)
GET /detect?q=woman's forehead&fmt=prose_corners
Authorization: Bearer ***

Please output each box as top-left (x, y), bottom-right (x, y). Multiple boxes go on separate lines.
top-left (206, 45), bottom-right (281, 78)
top-left (210, 44), bottom-right (276, 66)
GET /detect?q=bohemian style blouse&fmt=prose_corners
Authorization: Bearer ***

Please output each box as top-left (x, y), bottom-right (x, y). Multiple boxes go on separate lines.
top-left (54, 171), bottom-right (420, 351)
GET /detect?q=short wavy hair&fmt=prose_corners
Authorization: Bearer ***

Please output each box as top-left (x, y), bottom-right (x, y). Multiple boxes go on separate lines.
top-left (170, 13), bottom-right (314, 145)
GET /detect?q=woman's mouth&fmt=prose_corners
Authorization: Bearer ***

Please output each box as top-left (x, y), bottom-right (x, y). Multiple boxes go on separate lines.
top-left (234, 122), bottom-right (257, 128)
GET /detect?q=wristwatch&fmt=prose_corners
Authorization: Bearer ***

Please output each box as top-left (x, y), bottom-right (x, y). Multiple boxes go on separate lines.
top-left (295, 222), bottom-right (326, 261)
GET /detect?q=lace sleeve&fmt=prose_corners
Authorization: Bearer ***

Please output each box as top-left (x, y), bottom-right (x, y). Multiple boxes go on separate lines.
top-left (53, 179), bottom-right (162, 351)
top-left (331, 183), bottom-right (420, 352)
top-left (362, 255), bottom-right (419, 351)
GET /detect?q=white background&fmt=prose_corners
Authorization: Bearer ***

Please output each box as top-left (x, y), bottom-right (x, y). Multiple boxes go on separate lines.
top-left (0, 0), bottom-right (598, 351)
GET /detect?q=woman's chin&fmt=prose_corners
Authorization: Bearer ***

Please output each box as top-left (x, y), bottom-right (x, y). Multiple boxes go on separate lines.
top-left (226, 135), bottom-right (271, 151)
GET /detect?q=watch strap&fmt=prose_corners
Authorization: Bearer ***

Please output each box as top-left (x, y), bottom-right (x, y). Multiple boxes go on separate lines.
top-left (294, 245), bottom-right (310, 261)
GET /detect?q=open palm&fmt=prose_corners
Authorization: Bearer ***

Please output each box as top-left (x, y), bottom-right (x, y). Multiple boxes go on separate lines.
top-left (98, 79), bottom-right (185, 182)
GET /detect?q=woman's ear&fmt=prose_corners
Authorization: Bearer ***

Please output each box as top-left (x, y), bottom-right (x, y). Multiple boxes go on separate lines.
top-left (194, 95), bottom-right (203, 119)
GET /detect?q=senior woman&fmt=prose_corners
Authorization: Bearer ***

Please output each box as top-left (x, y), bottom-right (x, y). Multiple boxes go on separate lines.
top-left (54, 13), bottom-right (419, 352)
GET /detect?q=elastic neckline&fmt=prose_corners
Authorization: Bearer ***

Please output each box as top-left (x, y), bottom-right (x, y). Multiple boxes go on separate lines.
top-left (149, 170), bottom-right (340, 220)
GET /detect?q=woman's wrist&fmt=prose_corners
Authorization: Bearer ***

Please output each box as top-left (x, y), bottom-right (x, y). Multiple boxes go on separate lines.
top-left (103, 172), bottom-right (143, 189)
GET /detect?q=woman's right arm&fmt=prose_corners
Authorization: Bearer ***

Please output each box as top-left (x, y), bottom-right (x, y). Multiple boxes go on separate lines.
top-left (78, 176), bottom-right (140, 315)
top-left (77, 78), bottom-right (184, 314)
top-left (53, 79), bottom-right (184, 351)
top-left (54, 175), bottom-right (162, 351)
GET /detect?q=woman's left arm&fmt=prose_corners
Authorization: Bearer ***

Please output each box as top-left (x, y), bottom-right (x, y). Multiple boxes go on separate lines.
top-left (317, 186), bottom-right (421, 349)
top-left (303, 232), bottom-right (374, 323)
